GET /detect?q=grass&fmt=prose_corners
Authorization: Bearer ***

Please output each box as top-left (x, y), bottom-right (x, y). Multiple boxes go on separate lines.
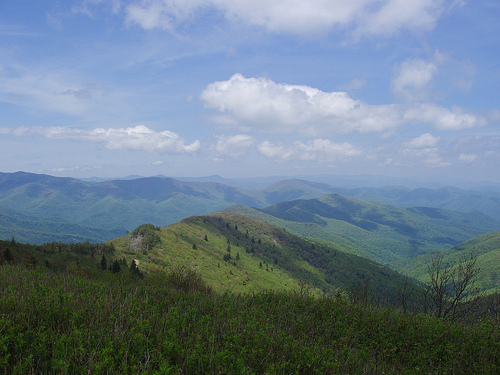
top-left (1, 263), bottom-right (500, 374)
top-left (109, 213), bottom-right (419, 302)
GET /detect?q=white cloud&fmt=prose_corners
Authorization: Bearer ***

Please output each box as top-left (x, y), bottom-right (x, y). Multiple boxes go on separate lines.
top-left (258, 139), bottom-right (360, 162)
top-left (405, 133), bottom-right (440, 148)
top-left (211, 134), bottom-right (255, 157)
top-left (201, 74), bottom-right (487, 135)
top-left (0, 125), bottom-right (200, 153)
top-left (404, 104), bottom-right (487, 130)
top-left (353, 0), bottom-right (444, 38)
top-left (201, 74), bottom-right (402, 135)
top-left (392, 58), bottom-right (438, 102)
top-left (125, 0), bottom-right (448, 38)
top-left (459, 153), bottom-right (478, 163)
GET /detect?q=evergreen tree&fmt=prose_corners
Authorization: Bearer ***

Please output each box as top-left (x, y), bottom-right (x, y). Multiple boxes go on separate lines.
top-left (111, 259), bottom-right (121, 273)
top-left (3, 248), bottom-right (13, 263)
top-left (100, 254), bottom-right (107, 270)
top-left (129, 259), bottom-right (143, 278)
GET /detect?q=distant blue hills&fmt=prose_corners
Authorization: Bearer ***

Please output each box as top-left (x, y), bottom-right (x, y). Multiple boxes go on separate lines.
top-left (0, 171), bottom-right (499, 250)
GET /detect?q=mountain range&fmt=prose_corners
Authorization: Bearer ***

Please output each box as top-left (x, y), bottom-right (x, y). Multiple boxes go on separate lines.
top-left (222, 194), bottom-right (499, 264)
top-left (1, 171), bottom-right (500, 246)
top-left (3, 169), bottom-right (500, 300)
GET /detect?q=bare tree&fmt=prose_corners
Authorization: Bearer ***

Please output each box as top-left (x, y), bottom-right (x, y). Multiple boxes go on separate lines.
top-left (424, 252), bottom-right (482, 321)
top-left (395, 277), bottom-right (415, 314)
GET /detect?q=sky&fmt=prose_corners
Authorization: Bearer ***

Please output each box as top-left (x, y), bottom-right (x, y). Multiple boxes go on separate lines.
top-left (0, 0), bottom-right (499, 184)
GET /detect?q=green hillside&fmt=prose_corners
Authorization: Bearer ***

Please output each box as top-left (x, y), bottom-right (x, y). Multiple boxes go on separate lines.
top-left (109, 213), bottom-right (418, 302)
top-left (0, 211), bottom-right (419, 304)
top-left (222, 194), bottom-right (499, 264)
top-left (397, 232), bottom-right (500, 294)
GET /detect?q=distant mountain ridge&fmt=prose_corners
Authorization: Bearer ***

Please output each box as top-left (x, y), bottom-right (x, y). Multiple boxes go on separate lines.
top-left (222, 194), bottom-right (500, 264)
top-left (1, 171), bottom-right (499, 244)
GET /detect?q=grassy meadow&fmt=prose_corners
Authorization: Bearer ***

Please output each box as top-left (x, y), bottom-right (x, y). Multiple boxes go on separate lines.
top-left (2, 263), bottom-right (500, 374)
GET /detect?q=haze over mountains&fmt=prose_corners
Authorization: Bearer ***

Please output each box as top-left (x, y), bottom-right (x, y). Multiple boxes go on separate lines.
top-left (1, 171), bottom-right (499, 246)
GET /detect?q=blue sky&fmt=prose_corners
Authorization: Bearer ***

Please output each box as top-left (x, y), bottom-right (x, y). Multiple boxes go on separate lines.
top-left (1, 0), bottom-right (499, 183)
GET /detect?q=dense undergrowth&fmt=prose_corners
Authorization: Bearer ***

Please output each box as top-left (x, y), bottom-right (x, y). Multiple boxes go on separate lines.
top-left (1, 263), bottom-right (500, 374)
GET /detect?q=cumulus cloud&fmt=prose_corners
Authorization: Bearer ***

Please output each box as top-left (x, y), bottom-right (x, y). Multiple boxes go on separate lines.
top-left (125, 0), bottom-right (447, 38)
top-left (258, 139), bottom-right (360, 162)
top-left (404, 104), bottom-right (487, 130)
top-left (392, 59), bottom-right (438, 102)
top-left (0, 125), bottom-right (200, 153)
top-left (211, 134), bottom-right (255, 157)
top-left (201, 74), bottom-right (487, 135)
top-left (201, 74), bottom-right (402, 135)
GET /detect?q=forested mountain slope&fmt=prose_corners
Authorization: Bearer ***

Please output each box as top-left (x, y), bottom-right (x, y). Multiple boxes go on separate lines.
top-left (222, 194), bottom-right (500, 264)
top-left (1, 171), bottom-right (499, 245)
top-left (396, 231), bottom-right (500, 294)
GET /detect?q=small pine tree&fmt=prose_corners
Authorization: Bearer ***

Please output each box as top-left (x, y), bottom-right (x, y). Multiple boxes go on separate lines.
top-left (3, 248), bottom-right (13, 264)
top-left (193, 243), bottom-right (197, 250)
top-left (112, 259), bottom-right (121, 273)
top-left (100, 254), bottom-right (107, 270)
top-left (236, 252), bottom-right (240, 260)
top-left (204, 234), bottom-right (208, 241)
top-left (129, 259), bottom-right (143, 278)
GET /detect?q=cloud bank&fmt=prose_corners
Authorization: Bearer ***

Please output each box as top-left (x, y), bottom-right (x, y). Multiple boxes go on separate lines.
top-left (125, 0), bottom-right (447, 38)
top-left (258, 139), bottom-right (360, 162)
top-left (201, 74), bottom-right (487, 135)
top-left (0, 125), bottom-right (200, 153)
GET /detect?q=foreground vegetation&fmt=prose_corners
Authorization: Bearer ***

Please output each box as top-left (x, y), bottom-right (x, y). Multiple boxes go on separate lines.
top-left (2, 262), bottom-right (500, 374)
